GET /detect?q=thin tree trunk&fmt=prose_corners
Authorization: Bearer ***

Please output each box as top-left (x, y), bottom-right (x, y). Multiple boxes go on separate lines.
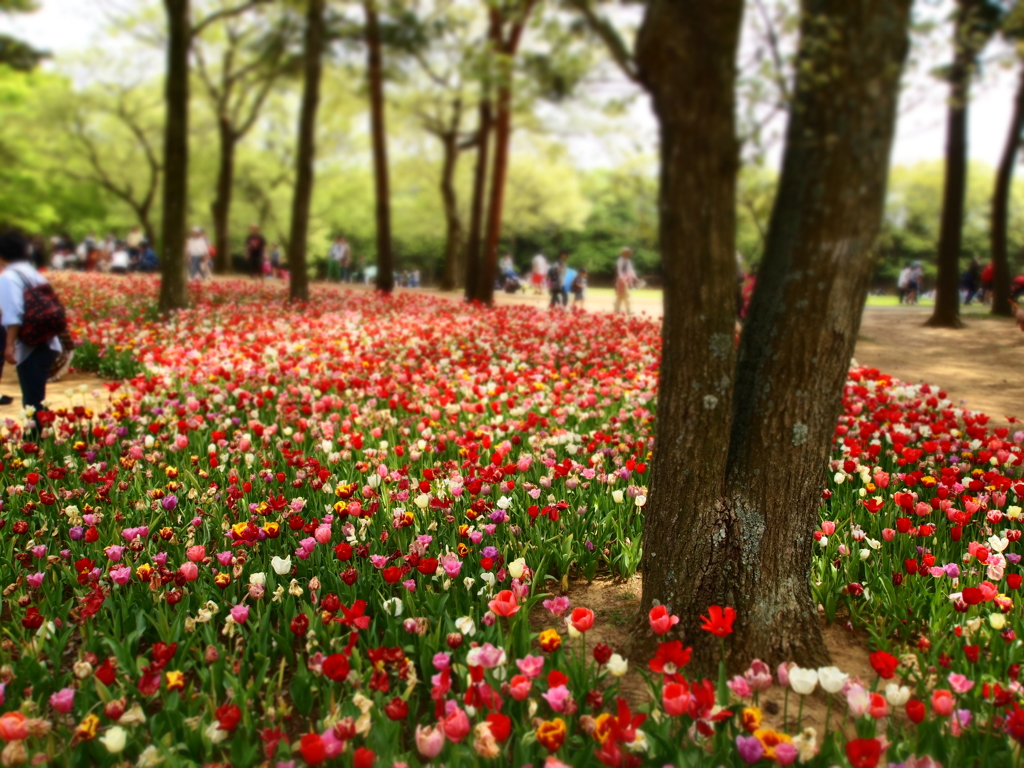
top-left (991, 64), bottom-right (1024, 318)
top-left (480, 78), bottom-right (513, 306)
top-left (287, 0), bottom-right (324, 303)
top-left (639, 0), bottom-right (913, 674)
top-left (928, 0), bottom-right (978, 329)
top-left (365, 0), bottom-right (394, 294)
top-left (439, 121), bottom-right (463, 291)
top-left (464, 99), bottom-right (492, 302)
top-left (159, 0), bottom-right (191, 313)
top-left (211, 117), bottom-right (236, 275)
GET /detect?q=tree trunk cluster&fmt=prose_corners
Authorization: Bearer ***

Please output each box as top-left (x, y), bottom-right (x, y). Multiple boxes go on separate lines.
top-left (638, 0), bottom-right (913, 674)
top-left (990, 63), bottom-right (1024, 318)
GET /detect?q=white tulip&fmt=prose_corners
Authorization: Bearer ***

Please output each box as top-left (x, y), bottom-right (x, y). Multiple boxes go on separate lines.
top-left (382, 597), bottom-right (403, 617)
top-left (884, 683), bottom-right (910, 707)
top-left (270, 556), bottom-right (291, 575)
top-left (455, 616), bottom-right (476, 636)
top-left (100, 726), bottom-right (127, 753)
top-left (817, 666), bottom-right (848, 694)
top-left (612, 490), bottom-right (624, 504)
top-left (606, 654), bottom-right (628, 677)
top-left (788, 667), bottom-right (819, 695)
top-left (249, 572), bottom-right (266, 586)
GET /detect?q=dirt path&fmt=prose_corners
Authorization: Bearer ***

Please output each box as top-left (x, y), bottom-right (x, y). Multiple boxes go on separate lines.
top-left (855, 307), bottom-right (1024, 426)
top-left (0, 371), bottom-right (112, 423)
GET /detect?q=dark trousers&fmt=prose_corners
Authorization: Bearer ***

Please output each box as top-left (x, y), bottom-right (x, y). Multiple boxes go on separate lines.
top-left (549, 288), bottom-right (567, 308)
top-left (18, 345), bottom-right (57, 414)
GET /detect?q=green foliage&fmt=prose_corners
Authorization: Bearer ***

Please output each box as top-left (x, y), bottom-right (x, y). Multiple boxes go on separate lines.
top-left (879, 160), bottom-right (1024, 283)
top-left (73, 340), bottom-right (144, 380)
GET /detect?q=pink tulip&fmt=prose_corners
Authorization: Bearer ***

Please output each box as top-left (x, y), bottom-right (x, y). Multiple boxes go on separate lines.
top-left (931, 689), bottom-right (954, 717)
top-left (231, 605), bottom-right (250, 624)
top-left (186, 545), bottom-right (206, 563)
top-left (542, 684), bottom-right (571, 713)
top-left (179, 562), bottom-right (199, 581)
top-left (414, 724), bottom-right (445, 758)
top-left (50, 687), bottom-right (75, 714)
top-left (948, 673), bottom-right (974, 694)
top-left (440, 705), bottom-right (470, 743)
top-left (110, 566), bottom-right (132, 585)
top-left (516, 655), bottom-right (545, 679)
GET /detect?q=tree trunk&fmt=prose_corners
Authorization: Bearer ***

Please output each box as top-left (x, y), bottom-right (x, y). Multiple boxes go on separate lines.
top-left (159, 0), bottom-right (191, 313)
top-left (211, 117), bottom-right (236, 275)
top-left (639, 0), bottom-right (913, 674)
top-left (991, 64), bottom-right (1024, 318)
top-left (927, 0), bottom-right (978, 329)
top-left (635, 0), bottom-right (747, 673)
top-left (464, 99), bottom-right (492, 302)
top-left (439, 124), bottom-right (463, 291)
top-left (287, 0), bottom-right (325, 303)
top-left (365, 0), bottom-right (394, 294)
top-left (480, 79), bottom-right (513, 306)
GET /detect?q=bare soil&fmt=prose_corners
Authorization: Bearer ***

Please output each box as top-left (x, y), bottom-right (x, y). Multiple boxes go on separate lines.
top-left (0, 370), bottom-right (113, 422)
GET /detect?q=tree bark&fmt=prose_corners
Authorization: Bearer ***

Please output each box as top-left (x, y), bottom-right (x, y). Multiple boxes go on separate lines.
top-left (635, 0), bottom-right (746, 673)
top-left (639, 0), bottom-right (913, 674)
top-left (365, 0), bottom-right (394, 294)
top-left (928, 0), bottom-right (981, 329)
top-left (159, 0), bottom-right (192, 313)
top-left (464, 99), bottom-right (492, 302)
top-left (287, 0), bottom-right (325, 303)
top-left (211, 117), bottom-right (236, 275)
top-left (479, 4), bottom-right (535, 306)
top-left (439, 109), bottom-right (464, 291)
top-left (990, 63), bottom-right (1024, 318)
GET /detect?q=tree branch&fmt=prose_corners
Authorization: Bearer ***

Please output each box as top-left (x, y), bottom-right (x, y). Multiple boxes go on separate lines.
top-left (565, 0), bottom-right (639, 82)
top-left (191, 0), bottom-right (269, 39)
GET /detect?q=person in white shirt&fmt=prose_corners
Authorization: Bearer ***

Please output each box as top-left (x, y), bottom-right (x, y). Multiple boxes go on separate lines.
top-left (0, 231), bottom-right (63, 418)
top-left (897, 264), bottom-right (912, 304)
top-left (186, 227), bottom-right (211, 280)
top-left (328, 236), bottom-right (351, 282)
top-left (110, 243), bottom-right (131, 274)
top-left (531, 252), bottom-right (548, 295)
top-left (614, 247), bottom-right (638, 315)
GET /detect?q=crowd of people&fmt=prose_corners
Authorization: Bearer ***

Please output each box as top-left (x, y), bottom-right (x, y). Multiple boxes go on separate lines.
top-left (497, 246), bottom-right (640, 315)
top-left (48, 227), bottom-right (159, 274)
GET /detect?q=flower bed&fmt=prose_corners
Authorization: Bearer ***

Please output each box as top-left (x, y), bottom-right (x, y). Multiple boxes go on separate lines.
top-left (0, 274), bottom-right (1022, 767)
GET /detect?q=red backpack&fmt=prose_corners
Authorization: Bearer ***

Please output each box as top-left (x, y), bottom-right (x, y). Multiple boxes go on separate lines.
top-left (15, 271), bottom-right (67, 347)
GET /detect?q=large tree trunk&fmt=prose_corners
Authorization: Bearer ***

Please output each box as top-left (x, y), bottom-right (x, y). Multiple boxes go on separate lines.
top-left (287, 0), bottom-right (325, 303)
top-left (159, 0), bottom-right (191, 313)
top-left (928, 0), bottom-right (979, 329)
top-left (991, 64), bottom-right (1024, 318)
top-left (365, 0), bottom-right (394, 294)
top-left (639, 0), bottom-right (913, 674)
top-left (636, 0), bottom-right (746, 672)
top-left (464, 99), bottom-right (492, 302)
top-left (211, 117), bottom-right (236, 275)
top-left (439, 123), bottom-right (463, 292)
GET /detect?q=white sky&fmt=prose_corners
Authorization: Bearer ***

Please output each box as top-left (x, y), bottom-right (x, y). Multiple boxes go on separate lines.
top-left (0, 0), bottom-right (1019, 171)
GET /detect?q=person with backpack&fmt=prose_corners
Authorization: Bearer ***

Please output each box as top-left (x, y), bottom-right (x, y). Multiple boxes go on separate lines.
top-left (0, 231), bottom-right (65, 422)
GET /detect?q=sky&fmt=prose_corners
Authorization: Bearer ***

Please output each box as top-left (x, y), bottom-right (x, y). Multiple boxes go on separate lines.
top-left (0, 0), bottom-right (1020, 172)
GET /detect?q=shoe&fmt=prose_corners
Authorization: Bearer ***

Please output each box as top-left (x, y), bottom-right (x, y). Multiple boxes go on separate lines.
top-left (0, 395), bottom-right (13, 405)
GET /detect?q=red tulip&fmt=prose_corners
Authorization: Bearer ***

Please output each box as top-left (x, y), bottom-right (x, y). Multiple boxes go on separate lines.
top-left (648, 605), bottom-right (680, 635)
top-left (488, 590), bottom-right (520, 617)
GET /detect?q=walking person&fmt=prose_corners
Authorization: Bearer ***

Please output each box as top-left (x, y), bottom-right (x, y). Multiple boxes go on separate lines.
top-left (328, 236), bottom-right (349, 282)
top-left (245, 224), bottom-right (267, 280)
top-left (614, 247), bottom-right (638, 315)
top-left (186, 227), bottom-right (211, 280)
top-left (0, 231), bottom-right (64, 424)
top-left (548, 252), bottom-right (569, 309)
top-left (531, 252), bottom-right (548, 296)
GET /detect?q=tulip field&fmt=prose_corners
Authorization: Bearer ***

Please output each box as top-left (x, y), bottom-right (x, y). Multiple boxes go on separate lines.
top-left (1, 274), bottom-right (1024, 768)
